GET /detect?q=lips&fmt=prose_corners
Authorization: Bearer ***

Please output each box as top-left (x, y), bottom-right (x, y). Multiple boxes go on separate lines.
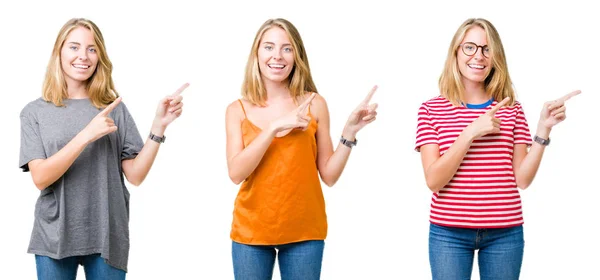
top-left (468, 64), bottom-right (485, 70)
top-left (72, 64), bottom-right (90, 69)
top-left (268, 64), bottom-right (286, 69)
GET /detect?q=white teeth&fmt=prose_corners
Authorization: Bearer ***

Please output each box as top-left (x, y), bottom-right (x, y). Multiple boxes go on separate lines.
top-left (468, 64), bottom-right (485, 69)
top-left (72, 64), bottom-right (89, 69)
top-left (268, 64), bottom-right (285, 69)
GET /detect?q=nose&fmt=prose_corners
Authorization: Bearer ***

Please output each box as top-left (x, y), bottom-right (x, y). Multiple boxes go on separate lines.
top-left (78, 48), bottom-right (89, 61)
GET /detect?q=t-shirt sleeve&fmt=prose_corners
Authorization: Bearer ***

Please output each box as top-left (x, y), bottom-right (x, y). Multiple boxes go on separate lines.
top-left (415, 103), bottom-right (439, 151)
top-left (120, 104), bottom-right (144, 160)
top-left (514, 103), bottom-right (532, 145)
top-left (19, 110), bottom-right (47, 172)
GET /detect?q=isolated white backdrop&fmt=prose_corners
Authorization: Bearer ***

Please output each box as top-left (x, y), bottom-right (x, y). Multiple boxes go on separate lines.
top-left (1, 0), bottom-right (598, 279)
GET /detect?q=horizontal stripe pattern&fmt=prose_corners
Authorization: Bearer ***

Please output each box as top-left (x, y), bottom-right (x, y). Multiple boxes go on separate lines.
top-left (416, 96), bottom-right (532, 228)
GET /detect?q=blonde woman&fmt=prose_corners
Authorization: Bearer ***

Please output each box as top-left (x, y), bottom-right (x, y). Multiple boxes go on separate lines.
top-left (19, 18), bottom-right (187, 279)
top-left (415, 18), bottom-right (580, 279)
top-left (225, 18), bottom-right (378, 280)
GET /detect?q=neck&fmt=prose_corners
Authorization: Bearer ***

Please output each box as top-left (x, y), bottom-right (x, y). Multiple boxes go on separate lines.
top-left (66, 78), bottom-right (89, 99)
top-left (263, 78), bottom-right (291, 101)
top-left (462, 78), bottom-right (489, 104)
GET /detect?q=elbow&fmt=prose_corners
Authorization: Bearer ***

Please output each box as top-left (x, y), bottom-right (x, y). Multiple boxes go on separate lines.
top-left (516, 180), bottom-right (530, 190)
top-left (228, 170), bottom-right (244, 185)
top-left (425, 177), bottom-right (443, 193)
top-left (322, 179), bottom-right (336, 187)
top-left (320, 174), bottom-right (338, 187)
top-left (129, 180), bottom-right (142, 187)
top-left (34, 180), bottom-right (49, 191)
top-left (31, 174), bottom-right (50, 191)
top-left (126, 175), bottom-right (144, 187)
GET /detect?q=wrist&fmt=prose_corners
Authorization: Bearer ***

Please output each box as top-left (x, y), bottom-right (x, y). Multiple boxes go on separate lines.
top-left (342, 127), bottom-right (357, 141)
top-left (536, 122), bottom-right (551, 139)
top-left (151, 120), bottom-right (167, 137)
top-left (460, 127), bottom-right (476, 143)
top-left (75, 131), bottom-right (92, 146)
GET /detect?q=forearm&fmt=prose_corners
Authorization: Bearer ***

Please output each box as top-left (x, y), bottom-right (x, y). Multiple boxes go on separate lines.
top-left (30, 133), bottom-right (89, 190)
top-left (124, 121), bottom-right (165, 186)
top-left (514, 124), bottom-right (550, 189)
top-left (228, 127), bottom-right (277, 184)
top-left (319, 128), bottom-right (355, 187)
top-left (425, 132), bottom-right (473, 192)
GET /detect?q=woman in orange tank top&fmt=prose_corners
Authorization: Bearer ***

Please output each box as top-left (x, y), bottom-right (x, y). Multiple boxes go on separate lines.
top-left (225, 18), bottom-right (378, 280)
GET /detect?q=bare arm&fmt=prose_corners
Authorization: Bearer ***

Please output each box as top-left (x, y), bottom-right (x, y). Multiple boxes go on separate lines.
top-left (316, 87), bottom-right (378, 187)
top-left (121, 83), bottom-right (187, 186)
top-left (513, 90), bottom-right (580, 190)
top-left (225, 101), bottom-right (277, 185)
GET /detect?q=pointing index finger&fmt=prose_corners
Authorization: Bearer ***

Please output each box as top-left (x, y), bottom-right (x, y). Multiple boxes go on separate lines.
top-left (487, 97), bottom-right (511, 115)
top-left (559, 90), bottom-right (581, 102)
top-left (172, 83), bottom-right (190, 96)
top-left (363, 85), bottom-right (378, 104)
top-left (99, 97), bottom-right (122, 116)
top-left (298, 92), bottom-right (317, 112)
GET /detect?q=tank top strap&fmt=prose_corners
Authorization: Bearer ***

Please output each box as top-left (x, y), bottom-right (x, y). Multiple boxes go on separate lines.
top-left (237, 99), bottom-right (247, 118)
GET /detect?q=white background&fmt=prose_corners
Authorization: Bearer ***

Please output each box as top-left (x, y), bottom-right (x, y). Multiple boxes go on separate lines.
top-left (1, 0), bottom-right (598, 279)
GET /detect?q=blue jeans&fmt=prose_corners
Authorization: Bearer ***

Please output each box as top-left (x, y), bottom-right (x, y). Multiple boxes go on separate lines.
top-left (429, 223), bottom-right (524, 280)
top-left (35, 254), bottom-right (126, 280)
top-left (232, 240), bottom-right (325, 280)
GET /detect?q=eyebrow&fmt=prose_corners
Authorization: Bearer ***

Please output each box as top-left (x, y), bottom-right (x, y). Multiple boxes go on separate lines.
top-left (66, 42), bottom-right (96, 47)
top-left (262, 42), bottom-right (292, 47)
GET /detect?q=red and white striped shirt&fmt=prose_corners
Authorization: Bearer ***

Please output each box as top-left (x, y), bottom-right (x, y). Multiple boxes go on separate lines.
top-left (415, 96), bottom-right (532, 228)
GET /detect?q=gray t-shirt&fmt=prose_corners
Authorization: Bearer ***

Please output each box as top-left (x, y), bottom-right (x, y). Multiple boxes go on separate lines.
top-left (19, 97), bottom-right (144, 272)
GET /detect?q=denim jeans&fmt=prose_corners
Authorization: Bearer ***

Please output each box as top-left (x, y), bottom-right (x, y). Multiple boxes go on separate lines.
top-left (429, 223), bottom-right (524, 280)
top-left (232, 240), bottom-right (325, 280)
top-left (35, 254), bottom-right (126, 280)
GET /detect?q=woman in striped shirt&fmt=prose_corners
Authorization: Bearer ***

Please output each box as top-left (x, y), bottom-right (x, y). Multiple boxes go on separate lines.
top-left (415, 18), bottom-right (580, 279)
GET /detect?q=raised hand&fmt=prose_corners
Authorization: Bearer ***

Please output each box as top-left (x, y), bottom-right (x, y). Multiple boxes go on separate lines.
top-left (269, 92), bottom-right (317, 135)
top-left (155, 83), bottom-right (188, 129)
top-left (540, 90), bottom-right (581, 128)
top-left (345, 86), bottom-right (378, 135)
top-left (81, 97), bottom-right (121, 143)
top-left (465, 97), bottom-right (511, 140)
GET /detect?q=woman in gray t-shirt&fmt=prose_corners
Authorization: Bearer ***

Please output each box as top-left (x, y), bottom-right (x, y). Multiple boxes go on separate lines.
top-left (19, 18), bottom-right (187, 279)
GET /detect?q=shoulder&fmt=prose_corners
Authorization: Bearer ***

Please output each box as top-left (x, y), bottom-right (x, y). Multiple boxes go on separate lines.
top-left (20, 98), bottom-right (49, 119)
top-left (305, 92), bottom-right (328, 119)
top-left (226, 99), bottom-right (245, 121)
top-left (419, 95), bottom-right (449, 111)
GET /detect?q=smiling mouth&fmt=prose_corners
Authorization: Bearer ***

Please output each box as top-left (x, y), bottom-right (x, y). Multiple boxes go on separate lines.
top-left (268, 64), bottom-right (286, 70)
top-left (72, 64), bottom-right (90, 69)
top-left (468, 64), bottom-right (485, 70)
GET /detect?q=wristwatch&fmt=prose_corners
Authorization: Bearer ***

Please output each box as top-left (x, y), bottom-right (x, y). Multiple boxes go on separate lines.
top-left (340, 136), bottom-right (357, 148)
top-left (533, 135), bottom-right (550, 146)
top-left (149, 132), bottom-right (166, 143)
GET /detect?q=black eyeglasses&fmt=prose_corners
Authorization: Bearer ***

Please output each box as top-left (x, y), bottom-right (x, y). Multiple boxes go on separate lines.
top-left (459, 42), bottom-right (490, 58)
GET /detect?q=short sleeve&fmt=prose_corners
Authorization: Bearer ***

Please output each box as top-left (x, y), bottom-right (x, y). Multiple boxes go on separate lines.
top-left (415, 103), bottom-right (439, 151)
top-left (514, 103), bottom-right (532, 145)
top-left (120, 105), bottom-right (144, 160)
top-left (19, 111), bottom-right (47, 172)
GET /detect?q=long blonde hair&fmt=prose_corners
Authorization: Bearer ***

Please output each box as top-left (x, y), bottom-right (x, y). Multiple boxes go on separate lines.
top-left (241, 18), bottom-right (317, 106)
top-left (439, 18), bottom-right (515, 106)
top-left (42, 18), bottom-right (118, 108)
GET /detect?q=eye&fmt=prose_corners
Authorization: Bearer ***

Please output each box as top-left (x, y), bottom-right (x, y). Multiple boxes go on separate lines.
top-left (264, 45), bottom-right (273, 51)
top-left (283, 47), bottom-right (293, 53)
top-left (483, 46), bottom-right (490, 55)
top-left (69, 45), bottom-right (78, 51)
top-left (464, 44), bottom-right (475, 51)
top-left (88, 47), bottom-right (96, 53)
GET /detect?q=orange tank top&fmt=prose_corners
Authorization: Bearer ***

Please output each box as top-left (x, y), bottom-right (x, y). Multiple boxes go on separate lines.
top-left (230, 99), bottom-right (327, 245)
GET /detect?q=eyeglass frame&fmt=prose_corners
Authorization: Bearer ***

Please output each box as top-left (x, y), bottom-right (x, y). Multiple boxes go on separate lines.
top-left (459, 42), bottom-right (490, 58)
